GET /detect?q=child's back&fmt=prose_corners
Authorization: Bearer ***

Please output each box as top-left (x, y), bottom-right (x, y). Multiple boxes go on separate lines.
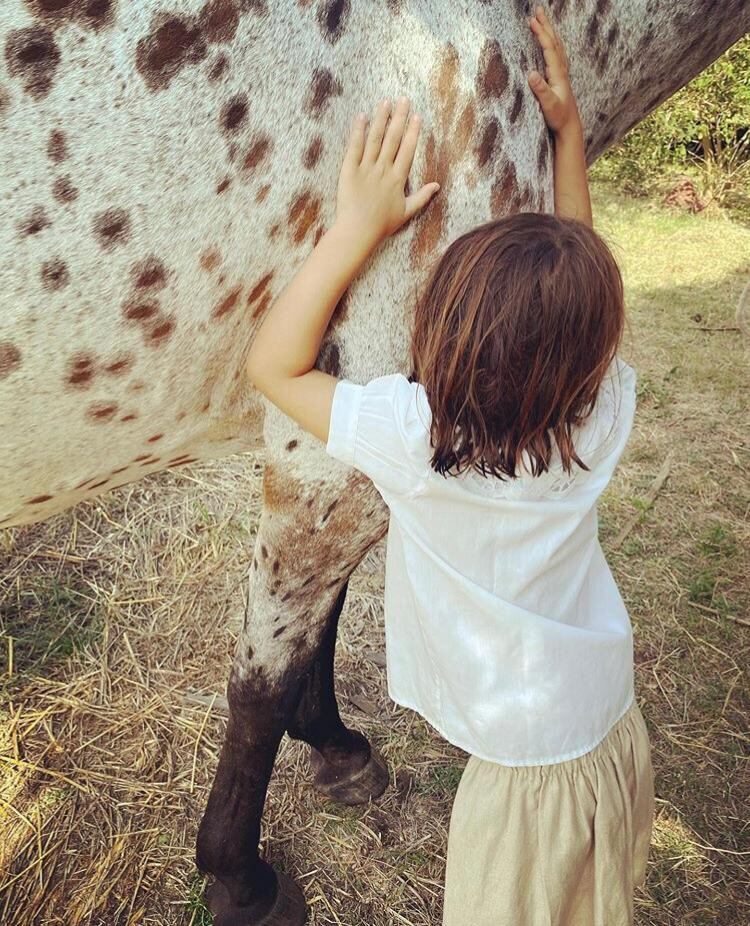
top-left (328, 355), bottom-right (636, 765)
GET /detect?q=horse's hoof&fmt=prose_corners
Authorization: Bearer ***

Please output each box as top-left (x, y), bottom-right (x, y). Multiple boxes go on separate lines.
top-left (205, 871), bottom-right (307, 926)
top-left (310, 746), bottom-right (390, 805)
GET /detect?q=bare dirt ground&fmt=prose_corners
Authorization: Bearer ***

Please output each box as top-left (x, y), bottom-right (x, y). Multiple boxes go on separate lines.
top-left (2, 186), bottom-right (749, 925)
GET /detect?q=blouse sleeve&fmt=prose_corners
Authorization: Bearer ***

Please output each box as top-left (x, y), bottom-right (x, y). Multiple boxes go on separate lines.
top-left (325, 373), bottom-right (430, 497)
top-left (581, 357), bottom-right (638, 469)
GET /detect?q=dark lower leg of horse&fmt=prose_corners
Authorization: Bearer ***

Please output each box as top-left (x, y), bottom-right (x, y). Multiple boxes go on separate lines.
top-left (286, 583), bottom-right (390, 806)
top-left (196, 662), bottom-right (305, 925)
top-left (196, 463), bottom-right (389, 924)
top-left (196, 568), bottom-right (373, 923)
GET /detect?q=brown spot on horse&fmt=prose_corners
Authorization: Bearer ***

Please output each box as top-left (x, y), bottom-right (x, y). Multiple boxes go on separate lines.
top-left (303, 135), bottom-right (323, 169)
top-left (87, 401), bottom-right (119, 421)
top-left (25, 0), bottom-right (118, 30)
top-left (476, 117), bottom-right (500, 169)
top-left (93, 208), bottom-right (131, 250)
top-left (437, 43), bottom-right (460, 114)
top-left (132, 256), bottom-right (168, 290)
top-left (200, 248), bottom-right (222, 271)
top-left (242, 135), bottom-right (272, 172)
top-left (477, 39), bottom-right (509, 99)
top-left (199, 0), bottom-right (241, 43)
top-left (66, 353), bottom-right (96, 387)
top-left (412, 45), bottom-right (476, 264)
top-left (316, 338), bottom-right (340, 376)
top-left (146, 318), bottom-right (175, 344)
top-left (5, 25), bottom-right (61, 97)
top-left (509, 86), bottom-right (524, 123)
top-left (136, 1), bottom-right (258, 92)
top-left (221, 93), bottom-right (248, 133)
top-left (52, 175), bottom-right (78, 204)
top-left (262, 462), bottom-right (303, 512)
top-left (123, 297), bottom-right (159, 322)
top-left (19, 206), bottom-right (51, 237)
top-left (491, 161), bottom-right (519, 217)
top-left (47, 128), bottom-right (68, 162)
top-left (318, 0), bottom-right (350, 43)
top-left (104, 355), bottom-right (133, 375)
top-left (40, 258), bottom-right (70, 291)
top-left (247, 272), bottom-right (273, 307)
top-left (135, 14), bottom-right (209, 91)
top-left (288, 191), bottom-right (322, 244)
top-left (212, 286), bottom-right (243, 320)
top-left (167, 456), bottom-right (198, 467)
top-left (250, 291), bottom-right (272, 319)
top-left (537, 135), bottom-right (550, 172)
top-left (208, 52), bottom-right (228, 81)
top-left (455, 100), bottom-right (477, 158)
top-left (305, 68), bottom-right (342, 117)
top-left (0, 342), bottom-right (22, 379)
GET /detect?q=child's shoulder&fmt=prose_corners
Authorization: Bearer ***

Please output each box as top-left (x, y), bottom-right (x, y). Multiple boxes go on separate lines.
top-left (362, 372), bottom-right (433, 427)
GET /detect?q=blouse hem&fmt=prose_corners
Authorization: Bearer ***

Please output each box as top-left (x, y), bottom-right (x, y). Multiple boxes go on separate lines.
top-left (387, 688), bottom-right (636, 767)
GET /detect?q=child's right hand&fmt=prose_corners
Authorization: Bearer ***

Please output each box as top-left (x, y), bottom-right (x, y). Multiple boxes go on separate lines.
top-left (527, 6), bottom-right (581, 137)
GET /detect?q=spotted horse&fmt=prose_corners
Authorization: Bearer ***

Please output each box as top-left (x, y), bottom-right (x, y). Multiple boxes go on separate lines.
top-left (2, 0), bottom-right (748, 922)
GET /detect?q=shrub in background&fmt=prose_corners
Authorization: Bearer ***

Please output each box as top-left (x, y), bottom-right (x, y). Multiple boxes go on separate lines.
top-left (592, 35), bottom-right (750, 215)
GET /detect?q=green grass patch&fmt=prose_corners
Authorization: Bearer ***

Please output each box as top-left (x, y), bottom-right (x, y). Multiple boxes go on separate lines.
top-left (416, 764), bottom-right (464, 798)
top-left (185, 872), bottom-right (212, 926)
top-left (0, 574), bottom-right (100, 686)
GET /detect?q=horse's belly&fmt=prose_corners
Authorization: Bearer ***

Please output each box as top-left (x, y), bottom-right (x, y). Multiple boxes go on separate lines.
top-left (0, 0), bottom-right (547, 526)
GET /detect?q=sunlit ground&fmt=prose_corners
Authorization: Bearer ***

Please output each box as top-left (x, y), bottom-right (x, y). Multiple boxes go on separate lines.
top-left (1, 184), bottom-right (748, 925)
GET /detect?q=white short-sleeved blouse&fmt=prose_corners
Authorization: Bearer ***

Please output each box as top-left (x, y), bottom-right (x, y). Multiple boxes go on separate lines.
top-left (325, 358), bottom-right (637, 766)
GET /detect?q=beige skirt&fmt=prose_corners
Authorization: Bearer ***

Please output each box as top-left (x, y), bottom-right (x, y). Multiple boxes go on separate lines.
top-left (442, 701), bottom-right (654, 926)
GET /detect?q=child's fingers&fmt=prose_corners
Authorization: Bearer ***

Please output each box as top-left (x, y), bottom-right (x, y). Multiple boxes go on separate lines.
top-left (404, 182), bottom-right (440, 222)
top-left (530, 15), bottom-right (565, 83)
top-left (532, 7), bottom-right (568, 75)
top-left (540, 9), bottom-right (569, 71)
top-left (535, 5), bottom-right (556, 36)
top-left (342, 112), bottom-right (366, 171)
top-left (528, 70), bottom-right (560, 118)
top-left (393, 111), bottom-right (422, 178)
top-left (535, 4), bottom-right (561, 47)
top-left (379, 96), bottom-right (411, 165)
top-left (529, 15), bottom-right (556, 58)
top-left (536, 5), bottom-right (564, 52)
top-left (364, 99), bottom-right (392, 163)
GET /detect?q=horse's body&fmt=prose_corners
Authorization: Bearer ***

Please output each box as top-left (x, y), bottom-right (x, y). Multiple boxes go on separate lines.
top-left (2, 1), bottom-right (748, 922)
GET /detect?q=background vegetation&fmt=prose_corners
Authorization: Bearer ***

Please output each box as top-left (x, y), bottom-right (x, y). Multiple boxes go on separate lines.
top-left (592, 35), bottom-right (750, 219)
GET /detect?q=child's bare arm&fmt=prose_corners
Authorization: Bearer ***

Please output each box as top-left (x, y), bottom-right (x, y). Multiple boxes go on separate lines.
top-left (528, 6), bottom-right (593, 227)
top-left (245, 99), bottom-right (438, 444)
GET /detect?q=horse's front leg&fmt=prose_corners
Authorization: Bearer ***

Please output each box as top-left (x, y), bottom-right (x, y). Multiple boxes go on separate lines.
top-left (196, 459), bottom-right (388, 926)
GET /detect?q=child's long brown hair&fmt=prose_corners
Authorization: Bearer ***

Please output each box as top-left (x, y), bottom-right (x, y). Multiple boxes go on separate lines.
top-left (410, 213), bottom-right (625, 480)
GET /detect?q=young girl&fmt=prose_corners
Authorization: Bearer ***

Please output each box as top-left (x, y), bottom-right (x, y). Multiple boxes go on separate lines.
top-left (246, 7), bottom-right (654, 925)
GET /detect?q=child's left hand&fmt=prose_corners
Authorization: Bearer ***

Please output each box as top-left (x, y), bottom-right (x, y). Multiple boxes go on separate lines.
top-left (334, 97), bottom-right (440, 250)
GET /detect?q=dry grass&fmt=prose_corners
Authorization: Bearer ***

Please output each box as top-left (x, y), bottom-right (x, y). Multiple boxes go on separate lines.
top-left (1, 184), bottom-right (749, 925)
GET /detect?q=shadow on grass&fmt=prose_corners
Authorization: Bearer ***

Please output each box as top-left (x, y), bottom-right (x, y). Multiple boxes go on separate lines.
top-left (0, 553), bottom-right (103, 694)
